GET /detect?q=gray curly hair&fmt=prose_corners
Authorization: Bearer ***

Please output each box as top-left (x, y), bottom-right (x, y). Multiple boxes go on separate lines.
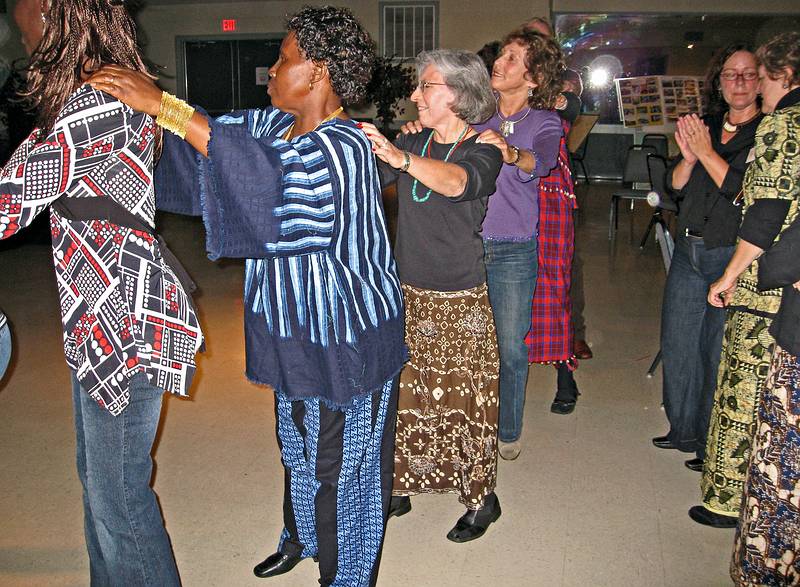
top-left (416, 49), bottom-right (495, 124)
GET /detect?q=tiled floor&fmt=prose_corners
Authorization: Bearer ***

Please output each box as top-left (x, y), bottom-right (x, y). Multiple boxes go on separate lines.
top-left (0, 184), bottom-right (735, 586)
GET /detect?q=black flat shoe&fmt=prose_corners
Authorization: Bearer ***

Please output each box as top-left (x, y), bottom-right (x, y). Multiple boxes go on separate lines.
top-left (253, 552), bottom-right (305, 578)
top-left (446, 493), bottom-right (501, 543)
top-left (651, 435), bottom-right (677, 450)
top-left (684, 458), bottom-right (704, 472)
top-left (388, 496), bottom-right (411, 518)
top-left (550, 398), bottom-right (576, 414)
top-left (688, 506), bottom-right (737, 528)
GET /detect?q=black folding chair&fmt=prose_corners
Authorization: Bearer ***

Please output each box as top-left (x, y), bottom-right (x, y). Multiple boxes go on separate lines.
top-left (642, 133), bottom-right (669, 158)
top-left (609, 144), bottom-right (656, 240)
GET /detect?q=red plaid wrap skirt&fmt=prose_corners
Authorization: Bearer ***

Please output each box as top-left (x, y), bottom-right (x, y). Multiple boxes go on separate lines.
top-left (526, 129), bottom-right (578, 365)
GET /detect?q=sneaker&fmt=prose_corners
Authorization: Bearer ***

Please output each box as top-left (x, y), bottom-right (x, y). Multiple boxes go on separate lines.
top-left (498, 440), bottom-right (521, 460)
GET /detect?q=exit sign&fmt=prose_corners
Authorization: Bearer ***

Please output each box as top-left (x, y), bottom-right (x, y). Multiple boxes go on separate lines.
top-left (222, 19), bottom-right (237, 32)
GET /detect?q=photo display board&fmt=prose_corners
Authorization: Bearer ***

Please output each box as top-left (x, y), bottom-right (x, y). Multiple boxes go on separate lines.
top-left (615, 75), bottom-right (705, 128)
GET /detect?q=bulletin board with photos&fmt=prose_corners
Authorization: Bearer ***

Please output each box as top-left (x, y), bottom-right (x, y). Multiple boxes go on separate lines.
top-left (615, 75), bottom-right (705, 128)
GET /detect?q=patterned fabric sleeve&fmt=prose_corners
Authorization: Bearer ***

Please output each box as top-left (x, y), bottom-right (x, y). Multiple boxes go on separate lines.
top-left (200, 110), bottom-right (339, 260)
top-left (748, 110), bottom-right (800, 204)
top-left (739, 109), bottom-right (800, 248)
top-left (0, 86), bottom-right (130, 239)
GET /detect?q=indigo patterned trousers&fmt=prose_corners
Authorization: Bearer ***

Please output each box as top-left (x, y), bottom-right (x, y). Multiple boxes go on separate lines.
top-left (275, 377), bottom-right (398, 587)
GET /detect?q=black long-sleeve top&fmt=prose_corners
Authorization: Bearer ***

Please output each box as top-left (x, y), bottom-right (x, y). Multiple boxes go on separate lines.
top-left (380, 132), bottom-right (502, 292)
top-left (667, 111), bottom-right (762, 249)
top-left (758, 214), bottom-right (800, 356)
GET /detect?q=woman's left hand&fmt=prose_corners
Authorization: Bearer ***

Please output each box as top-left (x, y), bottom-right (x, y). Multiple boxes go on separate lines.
top-left (708, 273), bottom-right (738, 308)
top-left (358, 122), bottom-right (405, 168)
top-left (87, 65), bottom-right (163, 118)
top-left (681, 114), bottom-right (713, 159)
top-left (476, 129), bottom-right (515, 163)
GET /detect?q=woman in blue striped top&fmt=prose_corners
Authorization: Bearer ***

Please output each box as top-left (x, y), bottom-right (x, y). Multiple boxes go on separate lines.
top-left (91, 6), bottom-right (404, 586)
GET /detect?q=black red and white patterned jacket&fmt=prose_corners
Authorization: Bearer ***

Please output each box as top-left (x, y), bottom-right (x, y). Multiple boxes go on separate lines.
top-left (0, 85), bottom-right (203, 415)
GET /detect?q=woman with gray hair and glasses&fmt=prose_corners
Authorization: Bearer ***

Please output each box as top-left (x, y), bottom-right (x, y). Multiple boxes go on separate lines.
top-left (359, 49), bottom-right (503, 542)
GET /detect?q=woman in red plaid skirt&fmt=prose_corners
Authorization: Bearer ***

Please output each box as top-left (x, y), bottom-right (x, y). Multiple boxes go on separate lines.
top-left (525, 117), bottom-right (580, 414)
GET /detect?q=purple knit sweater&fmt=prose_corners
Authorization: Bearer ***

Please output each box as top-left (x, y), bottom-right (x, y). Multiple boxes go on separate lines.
top-left (475, 108), bottom-right (562, 240)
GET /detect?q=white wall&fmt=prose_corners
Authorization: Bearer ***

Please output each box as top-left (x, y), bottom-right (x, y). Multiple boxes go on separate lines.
top-left (135, 0), bottom-right (549, 95)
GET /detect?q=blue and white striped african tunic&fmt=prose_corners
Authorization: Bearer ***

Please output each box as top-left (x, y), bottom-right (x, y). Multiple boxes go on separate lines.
top-left (192, 107), bottom-right (404, 409)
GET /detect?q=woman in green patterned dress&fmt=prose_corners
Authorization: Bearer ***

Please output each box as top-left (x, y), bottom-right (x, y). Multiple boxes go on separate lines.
top-left (692, 32), bottom-right (800, 529)
top-left (730, 33), bottom-right (800, 585)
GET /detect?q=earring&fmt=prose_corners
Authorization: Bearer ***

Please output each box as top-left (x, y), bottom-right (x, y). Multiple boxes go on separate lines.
top-left (783, 82), bottom-right (790, 89)
top-left (527, 88), bottom-right (534, 98)
top-left (309, 81), bottom-right (314, 91)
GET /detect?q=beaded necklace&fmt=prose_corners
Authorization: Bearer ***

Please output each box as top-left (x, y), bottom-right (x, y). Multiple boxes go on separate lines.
top-left (411, 125), bottom-right (470, 203)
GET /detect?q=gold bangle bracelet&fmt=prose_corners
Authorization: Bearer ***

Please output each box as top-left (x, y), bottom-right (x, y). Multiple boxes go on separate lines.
top-left (156, 92), bottom-right (195, 139)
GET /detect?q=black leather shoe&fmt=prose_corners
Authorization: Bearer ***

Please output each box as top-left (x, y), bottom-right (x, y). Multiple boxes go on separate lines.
top-left (651, 435), bottom-right (677, 449)
top-left (688, 506), bottom-right (737, 528)
top-left (685, 458), bottom-right (704, 472)
top-left (388, 495), bottom-right (411, 518)
top-left (253, 552), bottom-right (304, 578)
top-left (446, 493), bottom-right (501, 543)
top-left (550, 398), bottom-right (576, 414)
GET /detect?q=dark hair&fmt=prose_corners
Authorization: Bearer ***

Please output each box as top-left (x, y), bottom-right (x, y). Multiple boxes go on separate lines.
top-left (562, 68), bottom-right (583, 97)
top-left (477, 41), bottom-right (501, 76)
top-left (757, 32), bottom-right (800, 87)
top-left (501, 30), bottom-right (564, 109)
top-left (287, 5), bottom-right (376, 105)
top-left (704, 42), bottom-right (755, 116)
top-left (26, 0), bottom-right (152, 132)
top-left (522, 17), bottom-right (554, 37)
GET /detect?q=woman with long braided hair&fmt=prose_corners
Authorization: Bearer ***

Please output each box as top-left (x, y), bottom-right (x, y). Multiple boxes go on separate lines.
top-left (4, 0), bottom-right (203, 584)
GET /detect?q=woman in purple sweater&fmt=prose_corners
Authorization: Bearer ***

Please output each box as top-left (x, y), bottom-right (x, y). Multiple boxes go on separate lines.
top-left (474, 30), bottom-right (564, 460)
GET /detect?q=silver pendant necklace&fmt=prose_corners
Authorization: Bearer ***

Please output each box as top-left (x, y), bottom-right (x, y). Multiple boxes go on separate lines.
top-left (497, 98), bottom-right (531, 137)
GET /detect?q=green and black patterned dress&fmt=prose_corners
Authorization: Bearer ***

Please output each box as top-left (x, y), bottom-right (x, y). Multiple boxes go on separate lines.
top-left (701, 96), bottom-right (800, 518)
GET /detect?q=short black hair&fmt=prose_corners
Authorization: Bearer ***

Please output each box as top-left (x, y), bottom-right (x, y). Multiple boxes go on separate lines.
top-left (287, 5), bottom-right (376, 105)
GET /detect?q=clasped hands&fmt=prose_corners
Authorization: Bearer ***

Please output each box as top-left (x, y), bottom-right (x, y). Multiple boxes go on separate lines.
top-left (675, 114), bottom-right (712, 165)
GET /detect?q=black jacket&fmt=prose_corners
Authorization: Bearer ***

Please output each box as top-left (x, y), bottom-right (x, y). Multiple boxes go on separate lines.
top-left (667, 112), bottom-right (762, 249)
top-left (758, 215), bottom-right (800, 356)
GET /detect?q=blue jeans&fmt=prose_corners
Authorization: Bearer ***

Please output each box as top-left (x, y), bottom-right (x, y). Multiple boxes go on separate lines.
top-left (660, 236), bottom-right (734, 459)
top-left (72, 372), bottom-right (181, 587)
top-left (483, 238), bottom-right (538, 443)
top-left (0, 319), bottom-right (11, 381)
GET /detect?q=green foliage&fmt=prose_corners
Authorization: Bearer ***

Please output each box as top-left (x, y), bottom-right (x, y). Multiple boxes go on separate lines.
top-left (366, 56), bottom-right (415, 137)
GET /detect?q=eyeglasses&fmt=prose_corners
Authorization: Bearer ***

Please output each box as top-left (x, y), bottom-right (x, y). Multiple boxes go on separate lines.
top-left (720, 70), bottom-right (758, 82)
top-left (417, 80), bottom-right (447, 92)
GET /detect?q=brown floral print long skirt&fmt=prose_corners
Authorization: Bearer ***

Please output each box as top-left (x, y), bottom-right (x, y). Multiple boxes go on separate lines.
top-left (392, 283), bottom-right (500, 510)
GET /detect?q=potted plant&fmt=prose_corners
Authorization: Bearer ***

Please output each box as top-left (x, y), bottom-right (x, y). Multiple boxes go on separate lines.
top-left (365, 55), bottom-right (415, 139)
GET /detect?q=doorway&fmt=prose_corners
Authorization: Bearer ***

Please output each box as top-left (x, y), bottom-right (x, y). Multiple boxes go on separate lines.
top-left (177, 36), bottom-right (283, 116)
